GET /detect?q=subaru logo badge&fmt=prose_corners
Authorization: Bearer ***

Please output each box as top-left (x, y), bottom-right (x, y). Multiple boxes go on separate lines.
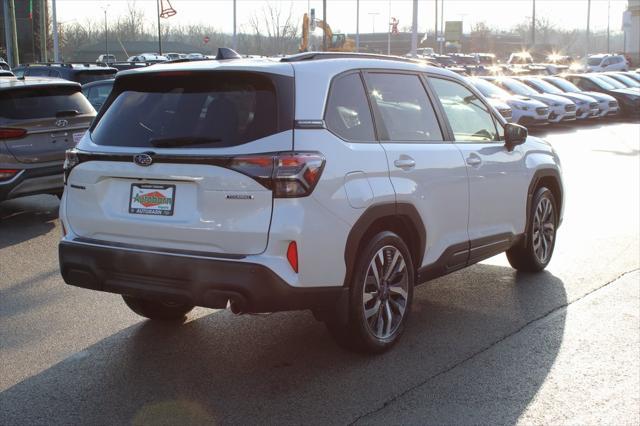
top-left (55, 119), bottom-right (69, 128)
top-left (134, 153), bottom-right (153, 167)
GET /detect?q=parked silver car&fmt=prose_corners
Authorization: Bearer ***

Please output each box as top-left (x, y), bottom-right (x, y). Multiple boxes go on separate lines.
top-left (0, 77), bottom-right (96, 201)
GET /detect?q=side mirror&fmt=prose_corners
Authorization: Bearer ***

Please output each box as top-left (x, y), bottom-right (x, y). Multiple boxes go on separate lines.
top-left (504, 123), bottom-right (527, 150)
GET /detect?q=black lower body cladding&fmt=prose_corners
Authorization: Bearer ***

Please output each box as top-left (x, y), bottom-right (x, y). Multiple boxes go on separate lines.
top-left (58, 240), bottom-right (346, 313)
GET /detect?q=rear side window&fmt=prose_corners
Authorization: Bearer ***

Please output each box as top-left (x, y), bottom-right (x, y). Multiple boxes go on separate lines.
top-left (325, 73), bottom-right (375, 142)
top-left (0, 86), bottom-right (94, 123)
top-left (365, 73), bottom-right (443, 142)
top-left (91, 71), bottom-right (293, 148)
top-left (429, 77), bottom-right (500, 142)
top-left (75, 70), bottom-right (117, 85)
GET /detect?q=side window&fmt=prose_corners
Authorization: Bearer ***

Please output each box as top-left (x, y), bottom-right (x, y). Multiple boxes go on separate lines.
top-left (365, 73), bottom-right (443, 142)
top-left (429, 77), bottom-right (500, 143)
top-left (324, 73), bottom-right (375, 142)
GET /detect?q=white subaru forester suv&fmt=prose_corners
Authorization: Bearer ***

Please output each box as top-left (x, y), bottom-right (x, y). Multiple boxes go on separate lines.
top-left (59, 52), bottom-right (564, 353)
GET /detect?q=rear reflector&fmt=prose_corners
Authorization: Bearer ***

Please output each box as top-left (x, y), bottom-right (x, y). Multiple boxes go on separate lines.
top-left (0, 169), bottom-right (19, 181)
top-left (0, 128), bottom-right (27, 139)
top-left (286, 241), bottom-right (299, 273)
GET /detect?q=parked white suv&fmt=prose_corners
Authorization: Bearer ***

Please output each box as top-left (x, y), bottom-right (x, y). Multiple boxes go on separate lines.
top-left (59, 52), bottom-right (564, 353)
top-left (586, 54), bottom-right (629, 72)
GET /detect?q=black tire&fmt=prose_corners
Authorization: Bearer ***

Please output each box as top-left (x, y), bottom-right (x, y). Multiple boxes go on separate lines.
top-left (507, 187), bottom-right (558, 272)
top-left (326, 231), bottom-right (414, 354)
top-left (122, 295), bottom-right (194, 322)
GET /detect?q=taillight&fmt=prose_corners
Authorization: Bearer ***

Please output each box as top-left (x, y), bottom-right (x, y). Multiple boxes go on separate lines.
top-left (0, 128), bottom-right (27, 139)
top-left (0, 169), bottom-right (20, 181)
top-left (286, 241), bottom-right (299, 273)
top-left (228, 152), bottom-right (325, 198)
top-left (63, 149), bottom-right (80, 184)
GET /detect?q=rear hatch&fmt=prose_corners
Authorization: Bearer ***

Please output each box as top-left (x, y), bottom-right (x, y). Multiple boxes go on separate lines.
top-left (0, 84), bottom-right (95, 163)
top-left (65, 67), bottom-right (295, 256)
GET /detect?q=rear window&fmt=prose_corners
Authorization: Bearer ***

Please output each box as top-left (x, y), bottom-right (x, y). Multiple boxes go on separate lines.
top-left (0, 86), bottom-right (94, 122)
top-left (75, 70), bottom-right (117, 85)
top-left (91, 71), bottom-right (294, 148)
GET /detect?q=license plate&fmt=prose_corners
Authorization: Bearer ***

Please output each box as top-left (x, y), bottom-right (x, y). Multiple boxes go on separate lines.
top-left (129, 184), bottom-right (176, 216)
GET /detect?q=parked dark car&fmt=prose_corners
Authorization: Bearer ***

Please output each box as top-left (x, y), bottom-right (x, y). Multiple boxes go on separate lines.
top-left (563, 74), bottom-right (640, 116)
top-left (0, 77), bottom-right (96, 201)
top-left (11, 63), bottom-right (117, 85)
top-left (82, 79), bottom-right (114, 112)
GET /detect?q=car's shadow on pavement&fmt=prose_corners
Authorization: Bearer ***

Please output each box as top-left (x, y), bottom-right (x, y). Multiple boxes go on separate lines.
top-left (1, 263), bottom-right (567, 425)
top-left (0, 195), bottom-right (59, 249)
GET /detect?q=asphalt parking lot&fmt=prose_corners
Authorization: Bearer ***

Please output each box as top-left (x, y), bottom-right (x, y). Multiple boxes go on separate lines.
top-left (1, 117), bottom-right (639, 425)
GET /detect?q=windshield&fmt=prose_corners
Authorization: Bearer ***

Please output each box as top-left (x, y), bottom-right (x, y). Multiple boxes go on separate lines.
top-left (528, 78), bottom-right (564, 95)
top-left (498, 78), bottom-right (538, 96)
top-left (471, 78), bottom-right (511, 98)
top-left (587, 57), bottom-right (603, 66)
top-left (0, 86), bottom-right (94, 123)
top-left (608, 74), bottom-right (640, 88)
top-left (91, 71), bottom-right (293, 149)
top-left (544, 77), bottom-right (580, 93)
top-left (595, 75), bottom-right (627, 89)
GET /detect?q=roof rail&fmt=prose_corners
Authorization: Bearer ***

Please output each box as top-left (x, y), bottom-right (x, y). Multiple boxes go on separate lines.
top-left (280, 51), bottom-right (436, 65)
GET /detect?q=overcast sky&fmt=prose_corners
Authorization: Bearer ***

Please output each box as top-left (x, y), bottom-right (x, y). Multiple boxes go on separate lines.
top-left (55, 0), bottom-right (629, 35)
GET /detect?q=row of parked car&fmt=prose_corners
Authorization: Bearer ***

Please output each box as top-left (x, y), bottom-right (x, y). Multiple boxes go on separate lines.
top-left (467, 71), bottom-right (640, 126)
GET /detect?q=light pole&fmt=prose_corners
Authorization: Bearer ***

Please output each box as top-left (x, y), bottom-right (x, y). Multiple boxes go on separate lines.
top-left (387, 0), bottom-right (391, 55)
top-left (440, 0), bottom-right (445, 54)
top-left (156, 0), bottom-right (162, 55)
top-left (369, 12), bottom-right (379, 33)
top-left (607, 0), bottom-right (610, 53)
top-left (356, 0), bottom-right (360, 52)
top-left (532, 0), bottom-right (536, 47)
top-left (52, 0), bottom-right (60, 62)
top-left (410, 0), bottom-right (417, 57)
top-left (101, 4), bottom-right (110, 59)
top-left (585, 0), bottom-right (591, 59)
top-left (232, 0), bottom-right (237, 51)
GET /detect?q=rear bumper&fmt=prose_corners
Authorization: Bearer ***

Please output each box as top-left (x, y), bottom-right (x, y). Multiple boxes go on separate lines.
top-left (59, 239), bottom-right (346, 314)
top-left (0, 164), bottom-right (63, 201)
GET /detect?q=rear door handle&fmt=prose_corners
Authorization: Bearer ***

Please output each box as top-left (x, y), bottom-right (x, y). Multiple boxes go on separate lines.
top-left (394, 157), bottom-right (416, 170)
top-left (466, 154), bottom-right (482, 167)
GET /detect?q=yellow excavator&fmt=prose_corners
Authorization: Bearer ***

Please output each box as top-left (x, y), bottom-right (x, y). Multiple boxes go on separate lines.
top-left (299, 13), bottom-right (355, 52)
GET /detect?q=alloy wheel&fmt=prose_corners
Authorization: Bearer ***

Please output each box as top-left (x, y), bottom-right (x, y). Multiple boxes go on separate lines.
top-left (362, 245), bottom-right (410, 339)
top-left (532, 197), bottom-right (555, 263)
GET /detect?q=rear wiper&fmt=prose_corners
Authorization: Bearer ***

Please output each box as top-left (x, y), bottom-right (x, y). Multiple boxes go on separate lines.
top-left (56, 110), bottom-right (79, 117)
top-left (148, 137), bottom-right (223, 147)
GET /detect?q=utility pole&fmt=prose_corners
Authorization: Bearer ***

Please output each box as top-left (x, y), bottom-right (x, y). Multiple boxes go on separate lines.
top-left (156, 0), bottom-right (162, 55)
top-left (40, 0), bottom-right (47, 62)
top-left (101, 4), bottom-right (109, 58)
top-left (6, 0), bottom-right (19, 66)
top-left (435, 0), bottom-right (438, 50)
top-left (52, 0), bottom-right (59, 62)
top-left (606, 0), bottom-right (610, 53)
top-left (387, 0), bottom-right (391, 55)
top-left (585, 0), bottom-right (591, 59)
top-left (369, 12), bottom-right (379, 33)
top-left (322, 0), bottom-right (327, 51)
top-left (410, 0), bottom-right (418, 57)
top-left (356, 0), bottom-right (360, 52)
top-left (531, 0), bottom-right (536, 47)
top-left (232, 0), bottom-right (237, 50)
top-left (3, 0), bottom-right (14, 67)
top-left (440, 0), bottom-right (444, 54)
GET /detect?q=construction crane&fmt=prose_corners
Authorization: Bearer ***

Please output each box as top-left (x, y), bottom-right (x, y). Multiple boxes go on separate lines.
top-left (299, 13), bottom-right (355, 53)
